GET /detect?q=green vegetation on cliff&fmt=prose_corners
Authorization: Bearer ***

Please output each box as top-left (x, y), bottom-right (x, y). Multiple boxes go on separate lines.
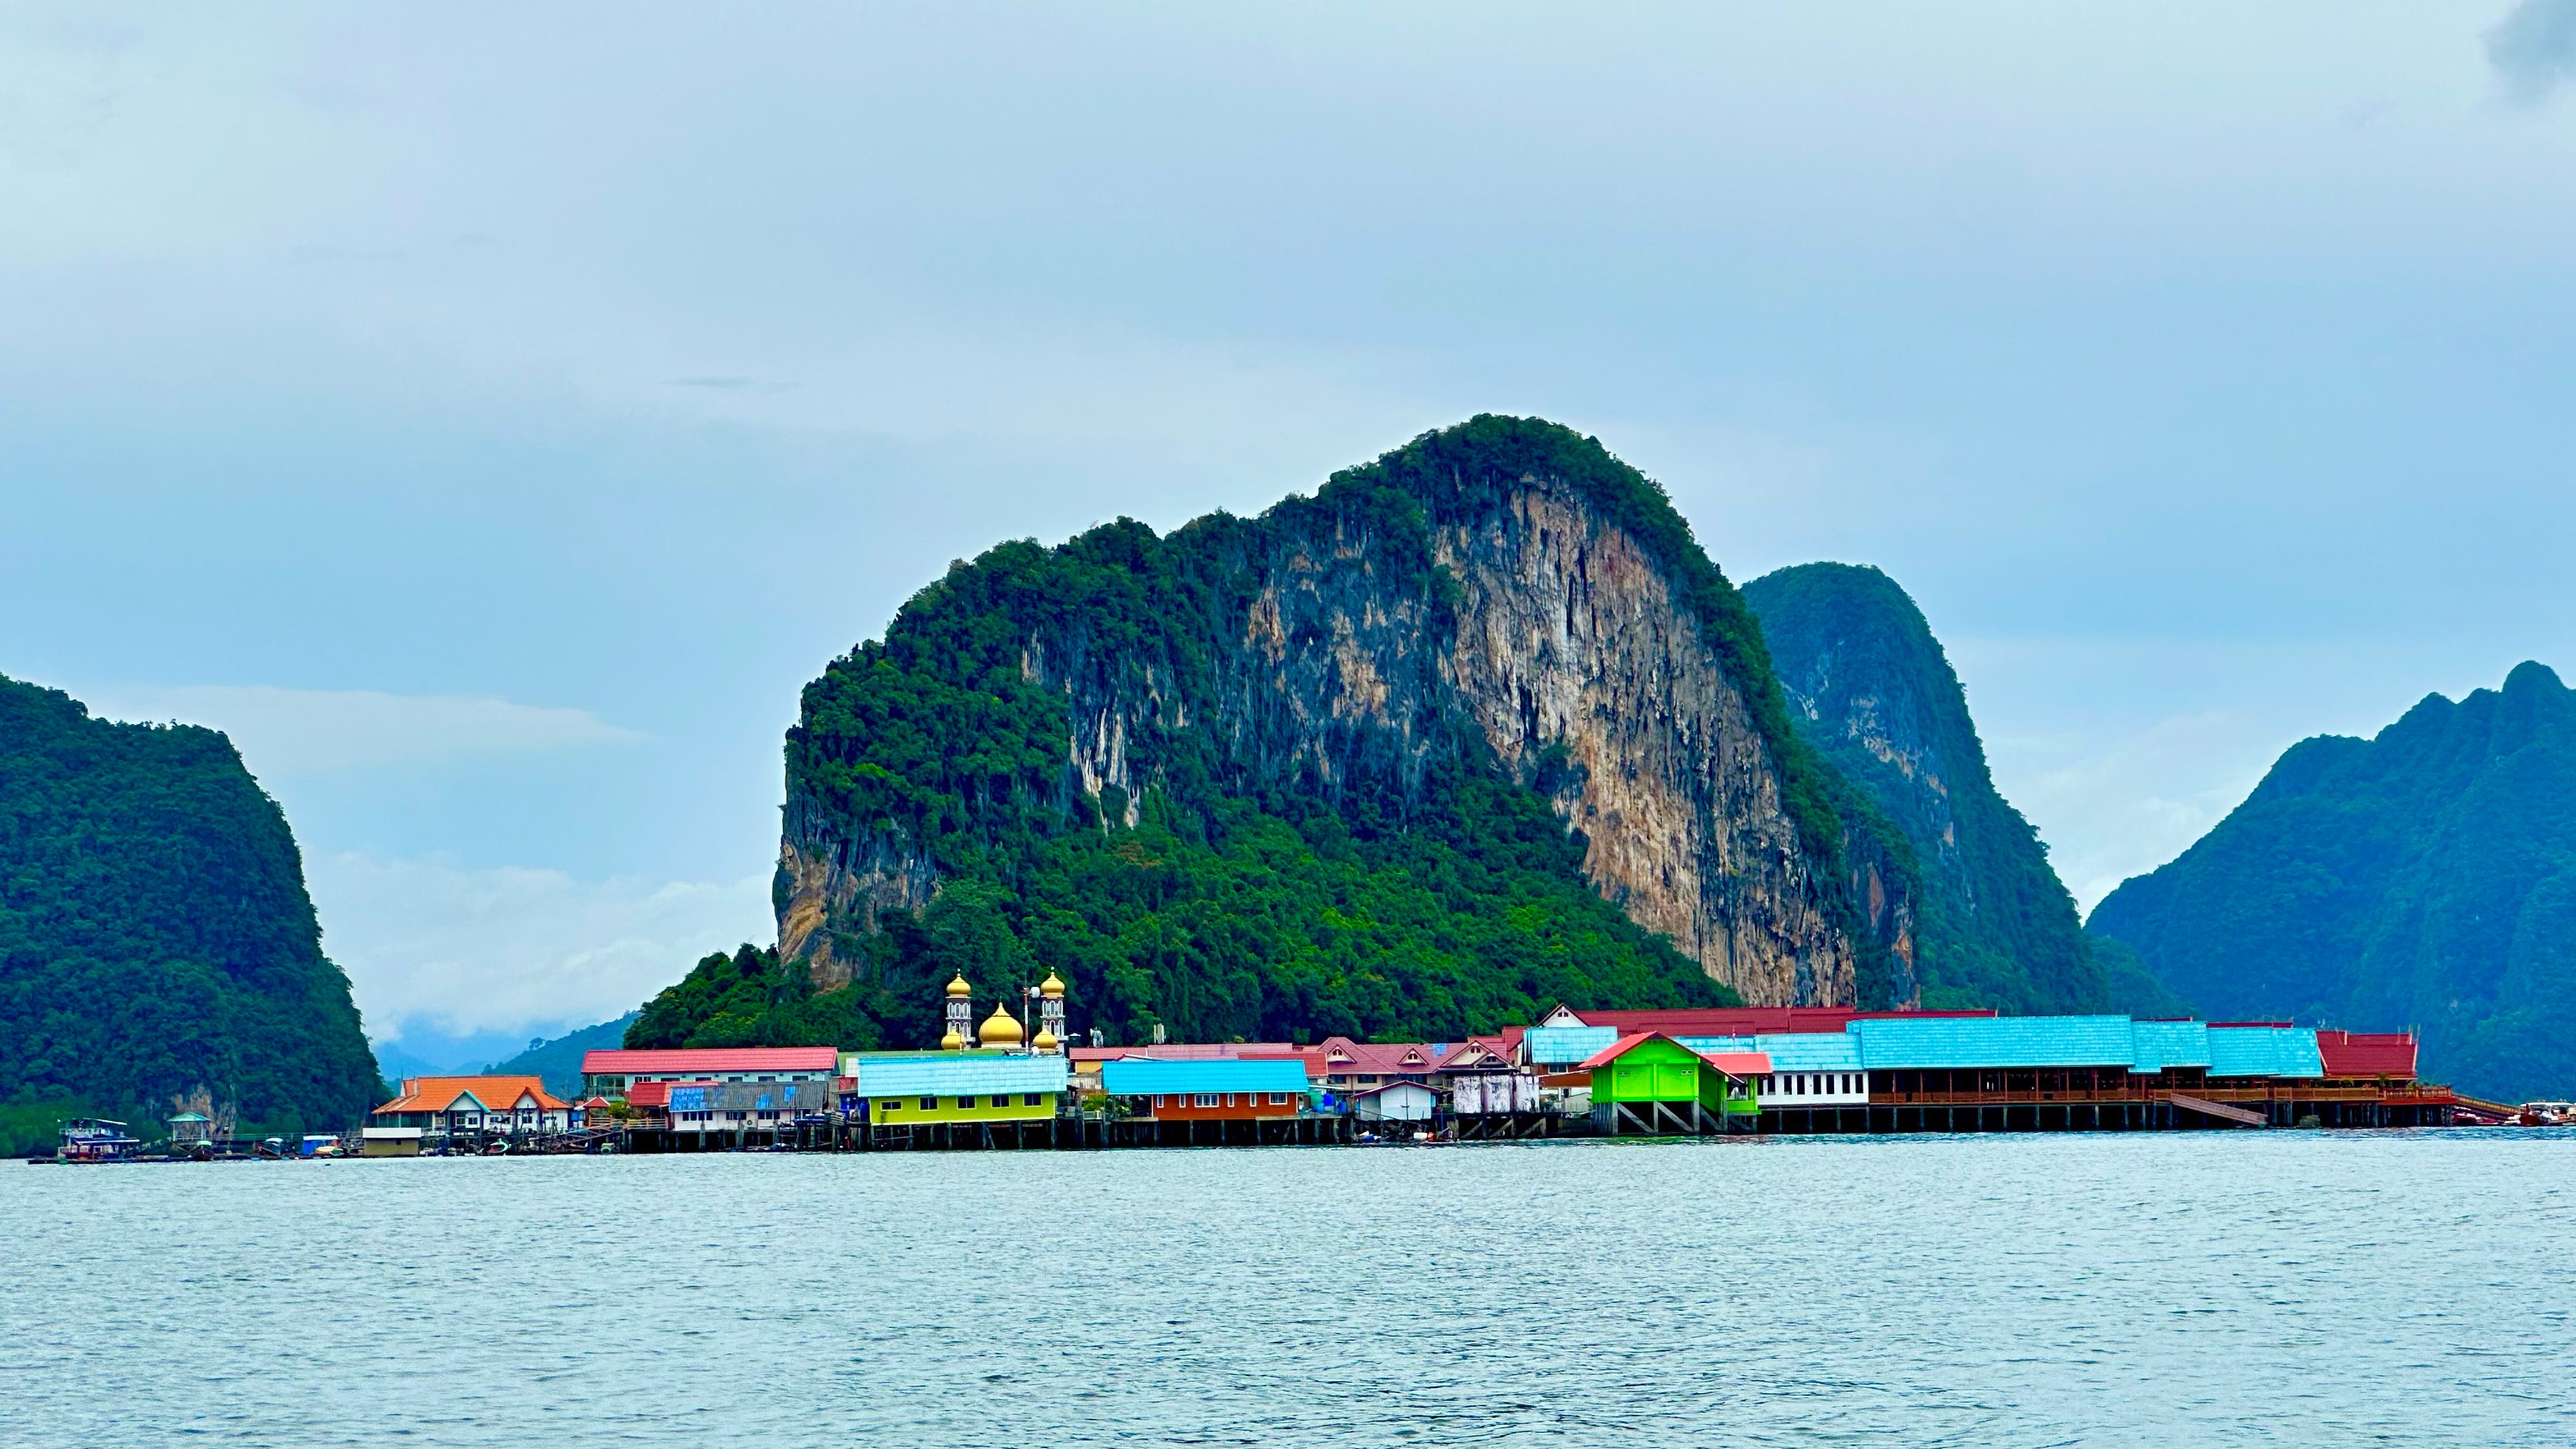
top-left (641, 760), bottom-right (1744, 1051)
top-left (2089, 661), bottom-right (2576, 1099)
top-left (0, 673), bottom-right (381, 1140)
top-left (1744, 564), bottom-right (2111, 1015)
top-left (647, 417), bottom-right (1934, 1049)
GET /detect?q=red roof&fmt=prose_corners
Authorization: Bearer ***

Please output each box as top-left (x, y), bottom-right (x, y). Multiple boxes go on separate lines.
top-left (580, 1047), bottom-right (840, 1075)
top-left (2315, 1030), bottom-right (2417, 1080)
top-left (1563, 1007), bottom-right (1996, 1036)
top-left (374, 1075), bottom-right (568, 1116)
top-left (1312, 1038), bottom-right (1462, 1076)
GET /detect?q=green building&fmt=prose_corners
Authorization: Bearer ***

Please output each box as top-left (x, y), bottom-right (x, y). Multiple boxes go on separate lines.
top-left (1583, 1033), bottom-right (1765, 1135)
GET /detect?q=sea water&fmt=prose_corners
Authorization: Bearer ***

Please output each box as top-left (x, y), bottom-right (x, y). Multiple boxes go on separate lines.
top-left (6, 1129), bottom-right (2571, 1446)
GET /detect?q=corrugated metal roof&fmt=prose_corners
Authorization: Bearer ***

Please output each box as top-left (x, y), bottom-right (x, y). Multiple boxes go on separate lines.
top-left (2128, 1020), bottom-right (2210, 1073)
top-left (2207, 1026), bottom-right (2324, 1080)
top-left (1850, 1015), bottom-right (2139, 1069)
top-left (2314, 1030), bottom-right (2417, 1080)
top-left (851, 1054), bottom-right (1071, 1097)
top-left (1750, 1032), bottom-right (1865, 1071)
top-left (1673, 1034), bottom-right (1756, 1056)
top-left (1525, 1025), bottom-right (1620, 1065)
top-left (1101, 1057), bottom-right (1311, 1095)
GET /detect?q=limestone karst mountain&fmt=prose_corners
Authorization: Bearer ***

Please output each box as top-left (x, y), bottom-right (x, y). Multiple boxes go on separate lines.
top-left (642, 417), bottom-right (1922, 1051)
top-left (2091, 661), bottom-right (2576, 1099)
top-left (1742, 563), bottom-right (2114, 1016)
top-left (0, 673), bottom-right (381, 1136)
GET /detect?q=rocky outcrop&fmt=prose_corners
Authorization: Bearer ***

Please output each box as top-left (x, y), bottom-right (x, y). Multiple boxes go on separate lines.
top-left (1439, 484), bottom-right (1880, 1005)
top-left (777, 417), bottom-right (1915, 1008)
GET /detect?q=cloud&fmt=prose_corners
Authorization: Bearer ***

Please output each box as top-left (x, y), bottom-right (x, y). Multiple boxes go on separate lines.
top-left (2489, 0), bottom-right (2576, 103)
top-left (312, 852), bottom-right (771, 1041)
top-left (84, 685), bottom-right (641, 776)
top-left (1988, 711), bottom-right (2282, 914)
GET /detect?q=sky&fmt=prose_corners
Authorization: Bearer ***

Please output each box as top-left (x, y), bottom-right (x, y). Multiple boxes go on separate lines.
top-left (4, 3), bottom-right (2573, 1062)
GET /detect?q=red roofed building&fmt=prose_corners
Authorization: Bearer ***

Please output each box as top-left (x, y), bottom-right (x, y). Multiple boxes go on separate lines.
top-left (2315, 1030), bottom-right (2419, 1081)
top-left (374, 1076), bottom-right (571, 1135)
top-left (580, 1047), bottom-right (841, 1099)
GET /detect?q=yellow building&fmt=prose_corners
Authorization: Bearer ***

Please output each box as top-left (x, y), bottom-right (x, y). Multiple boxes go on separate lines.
top-left (846, 1051), bottom-right (1070, 1125)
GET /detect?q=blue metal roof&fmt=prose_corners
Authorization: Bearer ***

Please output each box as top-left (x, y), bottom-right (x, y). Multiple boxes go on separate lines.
top-left (2206, 1026), bottom-right (2324, 1080)
top-left (1850, 1015), bottom-right (2140, 1069)
top-left (851, 1054), bottom-right (1070, 1098)
top-left (1673, 1034), bottom-right (1755, 1057)
top-left (2128, 1020), bottom-right (2210, 1074)
top-left (1524, 1025), bottom-right (1620, 1065)
top-left (1101, 1058), bottom-right (1309, 1096)
top-left (1751, 1032), bottom-right (1864, 1071)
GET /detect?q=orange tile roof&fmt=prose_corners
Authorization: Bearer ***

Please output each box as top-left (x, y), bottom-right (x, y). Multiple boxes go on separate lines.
top-left (374, 1075), bottom-right (569, 1116)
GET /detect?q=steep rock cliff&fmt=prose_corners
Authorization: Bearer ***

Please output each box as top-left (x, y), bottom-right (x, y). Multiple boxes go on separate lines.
top-left (1743, 563), bottom-right (2108, 1014)
top-left (775, 417), bottom-right (1914, 1043)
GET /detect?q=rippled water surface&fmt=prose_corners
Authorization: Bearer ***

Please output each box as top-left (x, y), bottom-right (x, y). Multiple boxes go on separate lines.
top-left (8, 1129), bottom-right (2573, 1446)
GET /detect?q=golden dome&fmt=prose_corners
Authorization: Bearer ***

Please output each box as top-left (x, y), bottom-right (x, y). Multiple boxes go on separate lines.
top-left (1032, 1026), bottom-right (1059, 1052)
top-left (945, 973), bottom-right (973, 999)
top-left (939, 1027), bottom-right (965, 1051)
top-left (1039, 971), bottom-right (1066, 999)
top-left (978, 1003), bottom-right (1024, 1048)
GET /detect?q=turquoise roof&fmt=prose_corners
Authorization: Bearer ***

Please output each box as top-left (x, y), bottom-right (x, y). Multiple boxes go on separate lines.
top-left (2206, 1026), bottom-right (2324, 1080)
top-left (1102, 1058), bottom-right (1309, 1096)
top-left (1850, 1015), bottom-right (2139, 1069)
top-left (2128, 1020), bottom-right (2210, 1073)
top-left (1673, 1034), bottom-right (1755, 1057)
top-left (852, 1054), bottom-right (1070, 1097)
top-left (1525, 1025), bottom-right (1620, 1065)
top-left (1751, 1032), bottom-right (1864, 1071)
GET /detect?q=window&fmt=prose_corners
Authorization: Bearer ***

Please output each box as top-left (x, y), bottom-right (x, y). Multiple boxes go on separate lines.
top-left (882, 1100), bottom-right (900, 1113)
top-left (1193, 1093), bottom-right (1219, 1107)
top-left (960, 1096), bottom-right (978, 1109)
top-left (1267, 1093), bottom-right (1289, 1105)
top-left (1023, 1093), bottom-right (1042, 1106)
top-left (1359, 1075), bottom-right (1379, 1084)
top-left (1221, 1093), bottom-right (1236, 1107)
top-left (919, 1097), bottom-right (937, 1111)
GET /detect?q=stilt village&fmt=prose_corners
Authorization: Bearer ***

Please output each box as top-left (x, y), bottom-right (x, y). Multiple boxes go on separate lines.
top-left (244, 968), bottom-right (2526, 1160)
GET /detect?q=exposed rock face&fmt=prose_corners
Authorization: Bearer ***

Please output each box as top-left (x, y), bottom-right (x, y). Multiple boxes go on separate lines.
top-left (1441, 486), bottom-right (1870, 1004)
top-left (778, 417), bottom-right (1913, 1007)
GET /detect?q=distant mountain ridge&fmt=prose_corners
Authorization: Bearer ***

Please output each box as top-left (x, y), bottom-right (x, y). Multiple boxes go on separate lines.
top-left (0, 673), bottom-right (381, 1135)
top-left (2090, 661), bottom-right (2576, 1099)
top-left (1743, 564), bottom-right (2111, 1015)
top-left (483, 1013), bottom-right (638, 1099)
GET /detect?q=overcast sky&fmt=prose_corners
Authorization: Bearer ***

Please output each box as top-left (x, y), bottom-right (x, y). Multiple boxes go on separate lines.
top-left (5, 3), bottom-right (2572, 1056)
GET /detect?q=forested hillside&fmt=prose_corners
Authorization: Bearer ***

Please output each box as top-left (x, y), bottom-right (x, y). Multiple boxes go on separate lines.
top-left (0, 673), bottom-right (381, 1141)
top-left (646, 417), bottom-right (1926, 1051)
top-left (1744, 564), bottom-right (2112, 1014)
top-left (2090, 661), bottom-right (2576, 1099)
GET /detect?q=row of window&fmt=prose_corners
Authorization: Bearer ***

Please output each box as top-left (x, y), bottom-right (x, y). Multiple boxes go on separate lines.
top-left (1158, 1093), bottom-right (1293, 1108)
top-left (1763, 1073), bottom-right (1862, 1098)
top-left (878, 1094), bottom-right (1047, 1113)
